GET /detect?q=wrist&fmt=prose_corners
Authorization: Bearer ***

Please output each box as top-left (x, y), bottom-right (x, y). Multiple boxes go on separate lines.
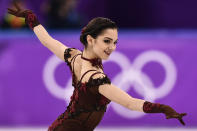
top-left (143, 101), bottom-right (163, 113)
top-left (24, 10), bottom-right (40, 30)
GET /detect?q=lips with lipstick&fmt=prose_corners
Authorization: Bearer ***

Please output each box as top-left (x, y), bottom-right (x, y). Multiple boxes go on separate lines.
top-left (104, 51), bottom-right (111, 55)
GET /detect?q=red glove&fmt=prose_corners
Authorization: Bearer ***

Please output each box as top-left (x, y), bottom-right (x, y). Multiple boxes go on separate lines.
top-left (7, 2), bottom-right (40, 29)
top-left (143, 101), bottom-right (187, 125)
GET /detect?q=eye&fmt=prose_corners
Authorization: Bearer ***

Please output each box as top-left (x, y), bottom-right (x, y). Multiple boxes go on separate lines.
top-left (104, 39), bottom-right (110, 44)
top-left (114, 41), bottom-right (118, 45)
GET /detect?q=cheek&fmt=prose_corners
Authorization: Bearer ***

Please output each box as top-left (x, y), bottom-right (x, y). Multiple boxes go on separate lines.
top-left (93, 43), bottom-right (106, 56)
top-left (95, 41), bottom-right (106, 51)
top-left (94, 45), bottom-right (104, 54)
top-left (113, 45), bottom-right (117, 51)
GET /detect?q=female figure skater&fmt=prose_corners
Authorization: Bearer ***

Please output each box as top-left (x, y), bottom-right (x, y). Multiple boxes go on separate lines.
top-left (7, 3), bottom-right (186, 131)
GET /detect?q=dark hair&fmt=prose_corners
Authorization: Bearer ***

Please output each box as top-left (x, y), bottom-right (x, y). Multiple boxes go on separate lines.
top-left (80, 17), bottom-right (118, 48)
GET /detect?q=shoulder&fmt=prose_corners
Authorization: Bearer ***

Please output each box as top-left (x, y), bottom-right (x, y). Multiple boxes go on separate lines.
top-left (64, 47), bottom-right (82, 64)
top-left (87, 72), bottom-right (111, 87)
top-left (83, 71), bottom-right (111, 95)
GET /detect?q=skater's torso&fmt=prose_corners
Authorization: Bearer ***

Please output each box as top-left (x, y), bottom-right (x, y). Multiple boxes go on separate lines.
top-left (48, 48), bottom-right (111, 131)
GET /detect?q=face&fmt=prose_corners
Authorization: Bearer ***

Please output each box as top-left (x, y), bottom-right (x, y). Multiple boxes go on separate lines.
top-left (91, 28), bottom-right (118, 60)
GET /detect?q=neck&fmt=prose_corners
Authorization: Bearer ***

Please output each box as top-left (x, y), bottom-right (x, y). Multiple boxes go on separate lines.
top-left (82, 47), bottom-right (99, 60)
top-left (81, 47), bottom-right (103, 70)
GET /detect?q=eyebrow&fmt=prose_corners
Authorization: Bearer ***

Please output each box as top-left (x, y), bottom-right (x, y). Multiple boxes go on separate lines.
top-left (104, 37), bottom-right (118, 42)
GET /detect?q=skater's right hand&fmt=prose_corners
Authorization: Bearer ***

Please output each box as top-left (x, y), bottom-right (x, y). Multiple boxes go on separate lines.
top-left (7, 2), bottom-right (40, 29)
top-left (7, 2), bottom-right (32, 18)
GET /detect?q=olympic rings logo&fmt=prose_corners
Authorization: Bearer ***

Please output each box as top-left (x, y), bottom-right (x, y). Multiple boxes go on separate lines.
top-left (43, 50), bottom-right (177, 119)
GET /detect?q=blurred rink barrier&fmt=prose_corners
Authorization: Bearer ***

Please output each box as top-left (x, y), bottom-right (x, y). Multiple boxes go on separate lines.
top-left (0, 30), bottom-right (196, 130)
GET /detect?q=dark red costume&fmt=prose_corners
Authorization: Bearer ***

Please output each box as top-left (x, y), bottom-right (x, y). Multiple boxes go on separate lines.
top-left (48, 48), bottom-right (111, 131)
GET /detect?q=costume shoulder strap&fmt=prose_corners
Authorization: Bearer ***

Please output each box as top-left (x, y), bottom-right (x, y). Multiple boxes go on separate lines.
top-left (89, 72), bottom-right (105, 79)
top-left (79, 70), bottom-right (98, 83)
top-left (70, 53), bottom-right (81, 72)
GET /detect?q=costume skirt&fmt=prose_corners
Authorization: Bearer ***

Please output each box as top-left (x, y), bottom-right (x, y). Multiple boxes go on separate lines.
top-left (49, 110), bottom-right (105, 131)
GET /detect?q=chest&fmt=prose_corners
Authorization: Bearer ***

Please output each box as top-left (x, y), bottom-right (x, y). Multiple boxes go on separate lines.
top-left (71, 57), bottom-right (103, 83)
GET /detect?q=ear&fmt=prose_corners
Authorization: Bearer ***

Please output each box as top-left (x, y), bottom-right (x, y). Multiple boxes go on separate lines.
top-left (87, 35), bottom-right (94, 46)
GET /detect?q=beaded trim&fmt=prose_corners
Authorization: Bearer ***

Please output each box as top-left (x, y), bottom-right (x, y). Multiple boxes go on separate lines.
top-left (64, 48), bottom-right (76, 66)
top-left (86, 75), bottom-right (111, 87)
top-left (81, 54), bottom-right (103, 70)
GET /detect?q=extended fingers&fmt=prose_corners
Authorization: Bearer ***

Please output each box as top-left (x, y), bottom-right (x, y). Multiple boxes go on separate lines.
top-left (7, 8), bottom-right (17, 15)
top-left (178, 113), bottom-right (187, 126)
top-left (166, 113), bottom-right (187, 126)
top-left (180, 113), bottom-right (187, 117)
top-left (166, 114), bottom-right (179, 119)
top-left (178, 118), bottom-right (185, 126)
top-left (166, 112), bottom-right (187, 119)
top-left (7, 8), bottom-right (16, 13)
top-left (14, 2), bottom-right (21, 11)
top-left (7, 8), bottom-right (16, 12)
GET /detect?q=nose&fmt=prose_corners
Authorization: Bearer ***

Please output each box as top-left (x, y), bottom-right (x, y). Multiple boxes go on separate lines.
top-left (109, 44), bottom-right (116, 50)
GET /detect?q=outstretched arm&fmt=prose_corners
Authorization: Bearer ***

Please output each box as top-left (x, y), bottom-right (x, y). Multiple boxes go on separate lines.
top-left (99, 83), bottom-right (145, 112)
top-left (99, 83), bottom-right (186, 125)
top-left (7, 3), bottom-right (68, 61)
top-left (90, 73), bottom-right (187, 125)
top-left (33, 25), bottom-right (67, 61)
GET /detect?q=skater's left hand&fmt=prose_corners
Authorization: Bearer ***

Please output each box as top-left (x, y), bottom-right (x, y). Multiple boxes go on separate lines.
top-left (161, 105), bottom-right (187, 125)
top-left (166, 112), bottom-right (187, 125)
